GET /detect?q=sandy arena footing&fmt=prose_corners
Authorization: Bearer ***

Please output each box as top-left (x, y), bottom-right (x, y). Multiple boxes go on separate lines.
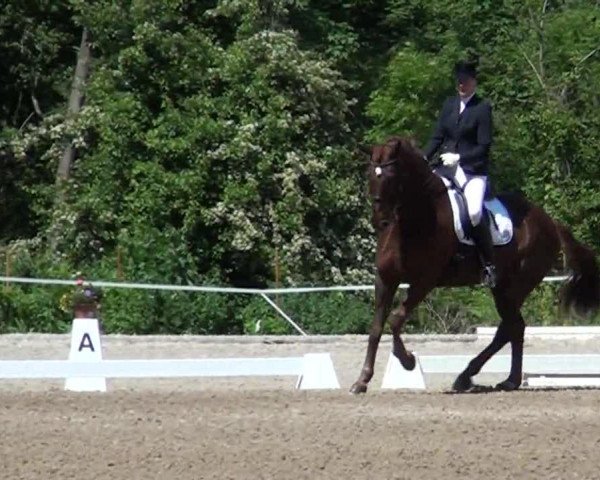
top-left (1, 334), bottom-right (600, 479)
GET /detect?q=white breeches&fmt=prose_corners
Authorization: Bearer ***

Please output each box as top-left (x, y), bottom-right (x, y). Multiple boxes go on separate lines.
top-left (439, 165), bottom-right (487, 226)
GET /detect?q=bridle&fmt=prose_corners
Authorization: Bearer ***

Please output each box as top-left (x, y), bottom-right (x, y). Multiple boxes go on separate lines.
top-left (366, 139), bottom-right (446, 231)
top-left (370, 157), bottom-right (401, 228)
top-left (371, 158), bottom-right (397, 178)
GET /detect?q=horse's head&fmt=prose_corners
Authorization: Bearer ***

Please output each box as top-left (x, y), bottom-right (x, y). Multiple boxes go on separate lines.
top-left (365, 136), bottom-right (424, 228)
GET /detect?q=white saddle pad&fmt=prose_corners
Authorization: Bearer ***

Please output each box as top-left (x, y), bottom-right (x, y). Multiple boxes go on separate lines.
top-left (440, 177), bottom-right (513, 246)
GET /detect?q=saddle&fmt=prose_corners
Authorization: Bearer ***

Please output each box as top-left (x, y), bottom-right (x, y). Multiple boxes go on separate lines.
top-left (435, 172), bottom-right (513, 246)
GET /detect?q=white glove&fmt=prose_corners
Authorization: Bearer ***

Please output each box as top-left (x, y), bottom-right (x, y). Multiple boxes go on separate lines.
top-left (441, 152), bottom-right (460, 167)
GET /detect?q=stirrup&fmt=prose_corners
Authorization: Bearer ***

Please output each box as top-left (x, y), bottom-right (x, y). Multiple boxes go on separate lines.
top-left (482, 265), bottom-right (497, 288)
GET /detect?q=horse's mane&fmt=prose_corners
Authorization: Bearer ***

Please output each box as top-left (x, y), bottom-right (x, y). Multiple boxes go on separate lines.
top-left (383, 135), bottom-right (422, 161)
top-left (377, 135), bottom-right (445, 199)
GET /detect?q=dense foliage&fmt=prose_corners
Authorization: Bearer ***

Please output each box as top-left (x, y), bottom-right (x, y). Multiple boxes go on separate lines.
top-left (1, 0), bottom-right (598, 333)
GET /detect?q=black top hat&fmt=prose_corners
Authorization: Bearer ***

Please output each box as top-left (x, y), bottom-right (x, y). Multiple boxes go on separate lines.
top-left (454, 60), bottom-right (477, 80)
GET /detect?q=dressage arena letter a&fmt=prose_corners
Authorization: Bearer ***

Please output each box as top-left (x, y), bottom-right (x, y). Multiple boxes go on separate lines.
top-left (65, 317), bottom-right (106, 392)
top-left (78, 333), bottom-right (95, 352)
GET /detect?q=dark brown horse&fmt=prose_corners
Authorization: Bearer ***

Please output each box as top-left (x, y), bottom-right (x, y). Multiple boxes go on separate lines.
top-left (350, 136), bottom-right (600, 394)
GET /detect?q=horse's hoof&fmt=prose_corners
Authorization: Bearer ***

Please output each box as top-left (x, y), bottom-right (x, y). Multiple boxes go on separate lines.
top-left (349, 382), bottom-right (368, 394)
top-left (452, 374), bottom-right (473, 392)
top-left (393, 350), bottom-right (416, 371)
top-left (495, 380), bottom-right (520, 391)
top-left (402, 352), bottom-right (416, 371)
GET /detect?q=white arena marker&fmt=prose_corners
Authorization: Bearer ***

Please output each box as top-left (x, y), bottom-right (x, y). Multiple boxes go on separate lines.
top-left (295, 353), bottom-right (340, 390)
top-left (64, 318), bottom-right (106, 392)
top-left (381, 351), bottom-right (426, 390)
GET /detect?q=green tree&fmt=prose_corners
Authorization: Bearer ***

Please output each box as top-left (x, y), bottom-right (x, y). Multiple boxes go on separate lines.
top-left (0, 1), bottom-right (79, 242)
top-left (2, 0), bottom-right (599, 333)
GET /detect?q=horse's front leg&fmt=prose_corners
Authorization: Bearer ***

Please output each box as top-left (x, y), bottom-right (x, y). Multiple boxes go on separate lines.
top-left (350, 273), bottom-right (398, 394)
top-left (389, 284), bottom-right (432, 371)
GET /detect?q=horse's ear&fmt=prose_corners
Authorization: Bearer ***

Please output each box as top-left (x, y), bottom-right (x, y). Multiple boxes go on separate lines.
top-left (394, 136), bottom-right (421, 158)
top-left (389, 137), bottom-right (404, 157)
top-left (357, 143), bottom-right (372, 159)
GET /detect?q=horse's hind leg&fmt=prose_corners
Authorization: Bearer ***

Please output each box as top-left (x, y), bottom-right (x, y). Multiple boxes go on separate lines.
top-left (496, 311), bottom-right (525, 391)
top-left (454, 206), bottom-right (560, 392)
top-left (492, 247), bottom-right (556, 390)
top-left (453, 318), bottom-right (512, 391)
top-left (453, 292), bottom-right (525, 392)
top-left (350, 273), bottom-right (398, 394)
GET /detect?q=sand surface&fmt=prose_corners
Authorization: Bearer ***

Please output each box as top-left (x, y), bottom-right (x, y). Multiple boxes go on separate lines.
top-left (1, 334), bottom-right (600, 479)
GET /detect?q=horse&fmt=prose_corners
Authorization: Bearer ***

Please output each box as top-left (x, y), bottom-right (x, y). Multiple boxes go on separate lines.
top-left (350, 135), bottom-right (600, 394)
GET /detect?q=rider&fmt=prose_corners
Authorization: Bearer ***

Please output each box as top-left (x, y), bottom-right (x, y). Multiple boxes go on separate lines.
top-left (422, 60), bottom-right (497, 288)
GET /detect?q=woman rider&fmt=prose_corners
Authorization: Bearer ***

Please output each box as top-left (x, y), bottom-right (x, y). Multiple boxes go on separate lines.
top-left (423, 60), bottom-right (497, 288)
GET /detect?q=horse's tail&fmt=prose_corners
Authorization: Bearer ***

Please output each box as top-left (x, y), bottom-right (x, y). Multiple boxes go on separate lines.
top-left (555, 222), bottom-right (600, 317)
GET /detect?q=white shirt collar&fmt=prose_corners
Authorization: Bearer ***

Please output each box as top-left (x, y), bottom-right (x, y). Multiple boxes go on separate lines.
top-left (459, 92), bottom-right (475, 113)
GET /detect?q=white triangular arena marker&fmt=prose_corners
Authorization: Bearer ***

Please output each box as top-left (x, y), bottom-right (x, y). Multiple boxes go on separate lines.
top-left (64, 318), bottom-right (107, 392)
top-left (381, 351), bottom-right (426, 389)
top-left (296, 353), bottom-right (340, 390)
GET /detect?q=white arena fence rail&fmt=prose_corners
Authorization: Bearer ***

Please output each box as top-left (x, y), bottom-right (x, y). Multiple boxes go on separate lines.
top-left (0, 356), bottom-right (342, 390)
top-left (4, 355), bottom-right (600, 379)
top-left (3, 349), bottom-right (600, 391)
top-left (0, 317), bottom-right (342, 391)
top-left (0, 275), bottom-right (570, 336)
top-left (477, 326), bottom-right (600, 340)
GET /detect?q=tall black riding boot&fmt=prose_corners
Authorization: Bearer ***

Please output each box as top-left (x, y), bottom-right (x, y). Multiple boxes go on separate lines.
top-left (470, 220), bottom-right (497, 288)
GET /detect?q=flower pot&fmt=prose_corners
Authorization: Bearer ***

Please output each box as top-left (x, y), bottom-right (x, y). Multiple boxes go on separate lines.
top-left (73, 303), bottom-right (98, 319)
